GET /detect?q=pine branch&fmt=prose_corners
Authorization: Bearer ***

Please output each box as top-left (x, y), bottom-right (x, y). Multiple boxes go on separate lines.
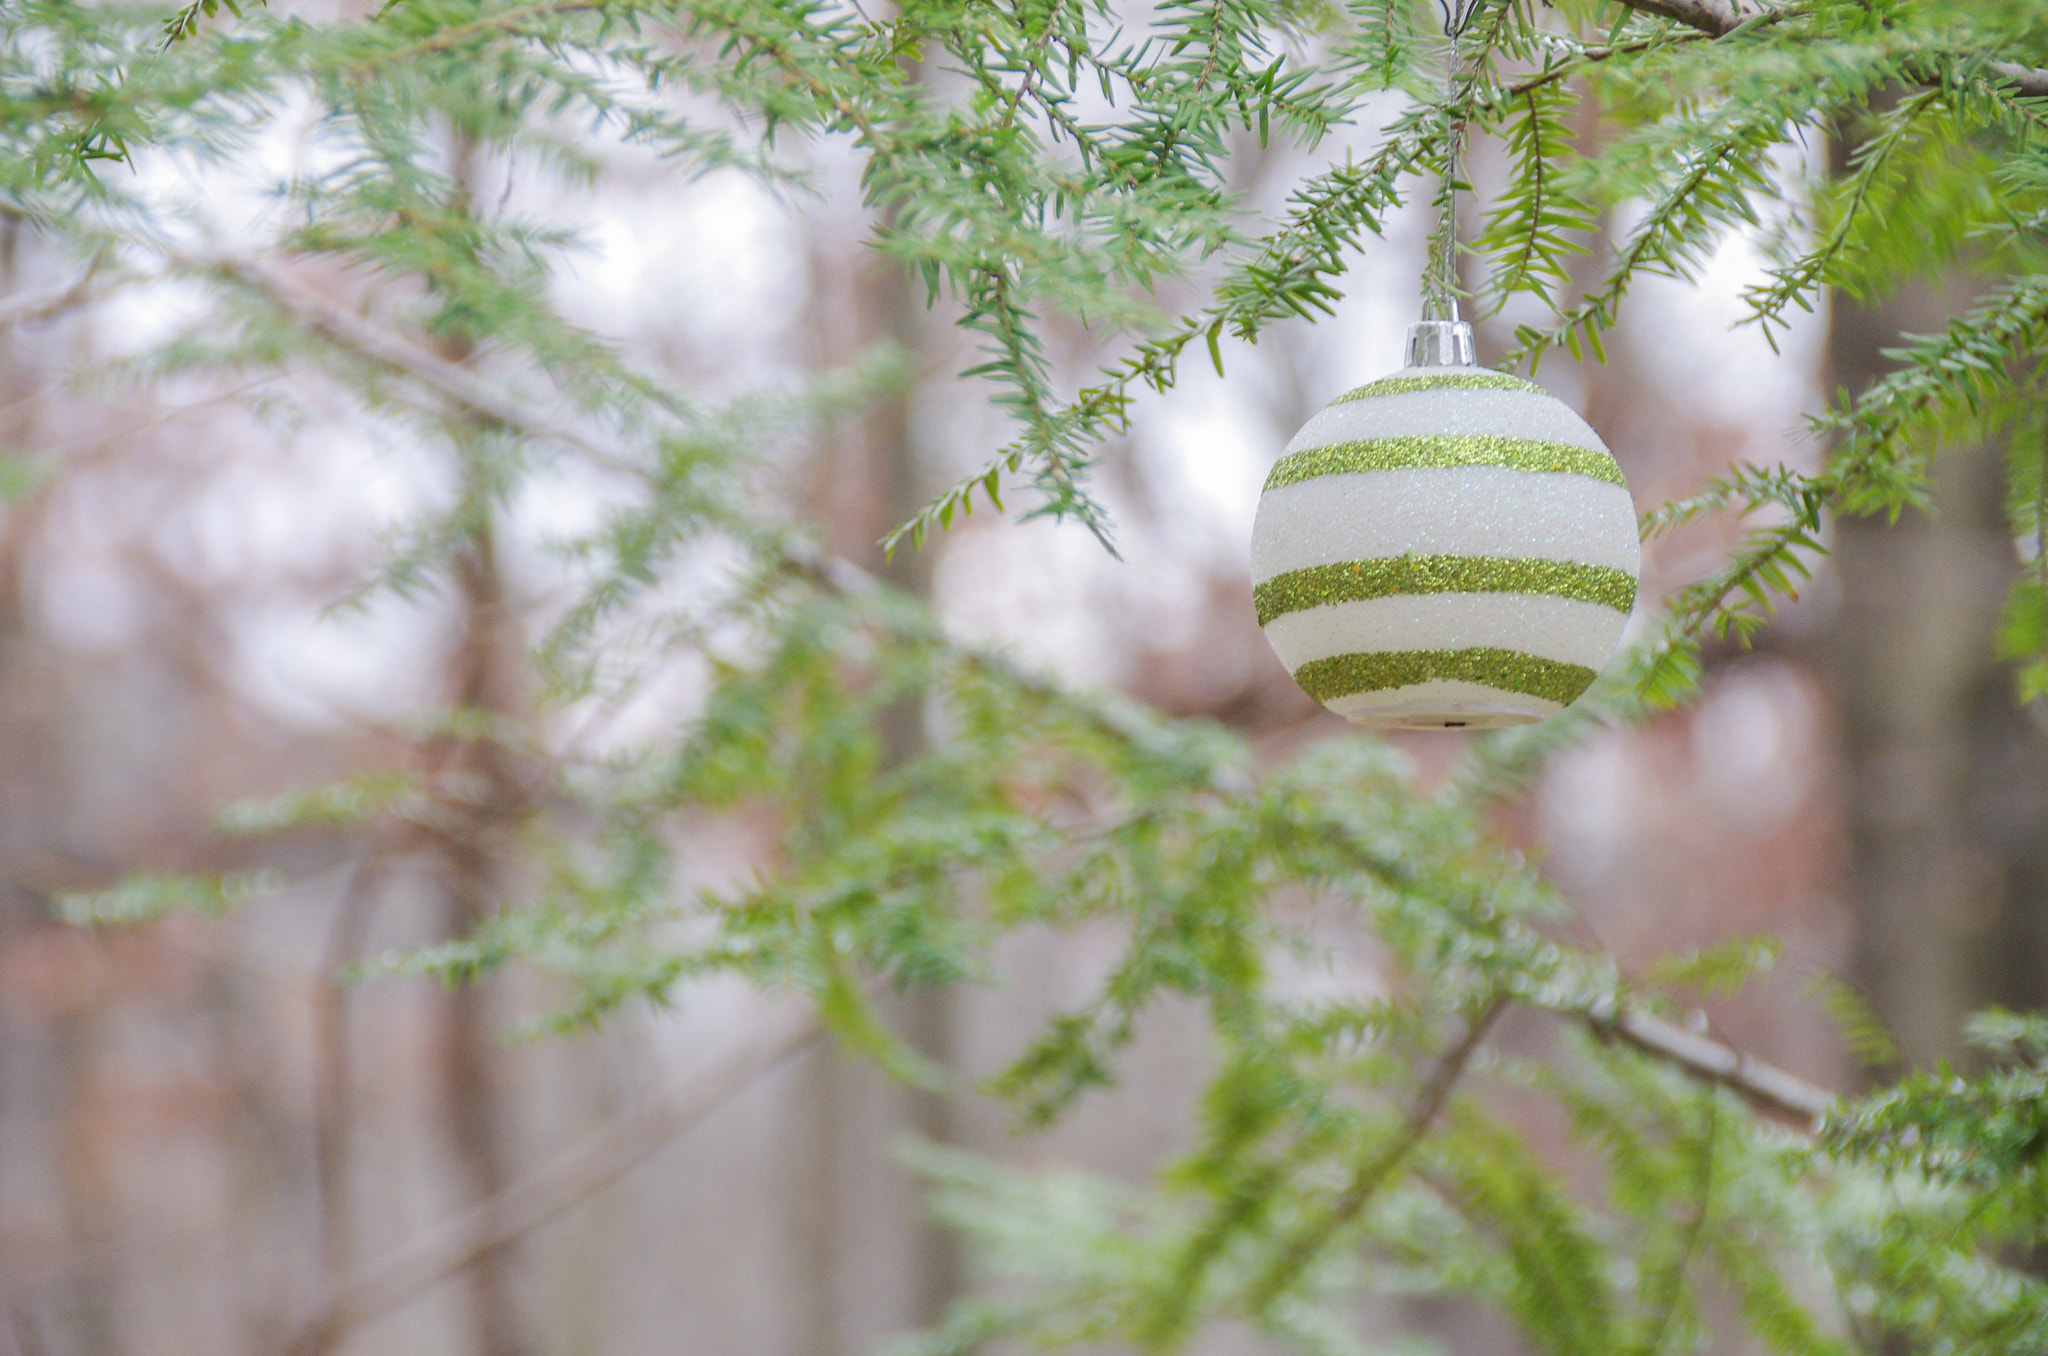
top-left (1509, 112), bottom-right (1774, 370)
top-left (344, 0), bottom-right (593, 75)
top-left (1740, 86), bottom-right (1945, 343)
top-left (1633, 1097), bottom-right (1717, 1356)
top-left (1505, 33), bottom-right (1701, 97)
top-left (1643, 275), bottom-right (2048, 678)
top-left (886, 121), bottom-right (1430, 556)
top-left (205, 250), bottom-right (1194, 781)
top-left (1243, 994), bottom-right (1509, 1313)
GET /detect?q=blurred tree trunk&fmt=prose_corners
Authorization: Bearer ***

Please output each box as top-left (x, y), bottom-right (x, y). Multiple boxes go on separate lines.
top-left (0, 218), bottom-right (129, 1356)
top-left (1824, 283), bottom-right (2048, 1070)
top-left (796, 215), bottom-right (957, 1356)
top-left (422, 135), bottom-right (537, 1356)
top-left (439, 505), bottom-right (533, 1356)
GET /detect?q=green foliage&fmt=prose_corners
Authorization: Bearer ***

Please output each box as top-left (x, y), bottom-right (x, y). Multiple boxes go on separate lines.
top-left (1827, 1011), bottom-right (2048, 1193)
top-left (22, 0), bottom-right (2048, 1352)
top-left (56, 869), bottom-right (284, 924)
top-left (159, 0), bottom-right (254, 48)
top-left (1808, 969), bottom-right (1902, 1071)
top-left (1474, 79), bottom-right (1595, 316)
top-left (1645, 935), bottom-right (1782, 999)
top-left (216, 772), bottom-right (421, 834)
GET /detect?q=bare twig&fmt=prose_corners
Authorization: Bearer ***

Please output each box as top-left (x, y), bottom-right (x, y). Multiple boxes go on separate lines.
top-left (1583, 999), bottom-right (1834, 1126)
top-left (0, 269), bottom-right (136, 332)
top-left (280, 1000), bottom-right (824, 1356)
top-left (1246, 994), bottom-right (1509, 1309)
top-left (199, 256), bottom-right (645, 479)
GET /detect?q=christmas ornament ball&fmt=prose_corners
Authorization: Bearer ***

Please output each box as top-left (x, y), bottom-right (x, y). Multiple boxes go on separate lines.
top-left (1251, 324), bottom-right (1639, 730)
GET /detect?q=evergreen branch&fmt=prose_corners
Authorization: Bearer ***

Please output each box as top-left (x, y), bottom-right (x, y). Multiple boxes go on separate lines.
top-left (160, 0), bottom-right (259, 47)
top-left (1649, 275), bottom-right (2048, 672)
top-left (1509, 115), bottom-right (1771, 371)
top-left (1991, 61), bottom-right (2048, 100)
top-left (680, 0), bottom-right (890, 142)
top-left (1631, 1097), bottom-right (1717, 1356)
top-left (1504, 32), bottom-right (1704, 98)
top-left (1657, 482), bottom-right (1825, 646)
top-left (0, 265), bottom-right (139, 330)
top-left (965, 262), bottom-right (1119, 551)
top-left (886, 123), bottom-right (1429, 556)
top-left (182, 249), bottom-right (1161, 766)
top-left (1740, 86), bottom-right (1945, 344)
top-left (991, 0), bottom-right (1067, 130)
top-left (1243, 993), bottom-right (1509, 1313)
top-left (1476, 80), bottom-right (1595, 314)
top-left (684, 0), bottom-right (1327, 547)
top-left (343, 0), bottom-right (593, 74)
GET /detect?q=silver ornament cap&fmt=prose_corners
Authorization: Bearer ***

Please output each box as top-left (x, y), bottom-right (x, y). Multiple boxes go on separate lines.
top-left (1404, 319), bottom-right (1476, 369)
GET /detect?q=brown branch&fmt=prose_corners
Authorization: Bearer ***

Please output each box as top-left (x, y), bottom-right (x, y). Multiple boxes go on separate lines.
top-left (1607, 0), bottom-right (2048, 97)
top-left (1616, 0), bottom-right (1746, 32)
top-left (281, 999), bottom-right (823, 1356)
top-left (1990, 61), bottom-right (2048, 99)
top-left (1245, 994), bottom-right (1509, 1310)
top-left (1582, 999), bottom-right (1834, 1127)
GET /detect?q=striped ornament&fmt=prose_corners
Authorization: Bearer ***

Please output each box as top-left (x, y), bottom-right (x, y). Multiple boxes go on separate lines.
top-left (1251, 367), bottom-right (1639, 729)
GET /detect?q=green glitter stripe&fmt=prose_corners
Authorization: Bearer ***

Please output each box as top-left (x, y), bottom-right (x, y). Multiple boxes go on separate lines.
top-left (1334, 372), bottom-right (1547, 402)
top-left (1294, 647), bottom-right (1598, 707)
top-left (1264, 435), bottom-right (1624, 490)
top-left (1254, 556), bottom-right (1636, 624)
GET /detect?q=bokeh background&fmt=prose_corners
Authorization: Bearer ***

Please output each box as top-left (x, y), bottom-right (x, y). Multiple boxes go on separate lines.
top-left (0, 45), bottom-right (2044, 1356)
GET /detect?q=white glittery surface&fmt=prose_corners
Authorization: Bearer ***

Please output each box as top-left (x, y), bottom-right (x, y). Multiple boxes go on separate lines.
top-left (1260, 592), bottom-right (1626, 672)
top-left (1249, 374), bottom-right (1642, 722)
top-left (1249, 466), bottom-right (1639, 582)
top-left (1284, 383), bottom-right (1606, 455)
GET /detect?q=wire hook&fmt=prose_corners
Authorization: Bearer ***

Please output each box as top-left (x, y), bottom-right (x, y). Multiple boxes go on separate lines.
top-left (1436, 0), bottom-right (1481, 37)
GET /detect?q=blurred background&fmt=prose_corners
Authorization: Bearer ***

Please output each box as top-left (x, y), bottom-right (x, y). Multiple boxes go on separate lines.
top-left (0, 51), bottom-right (2045, 1356)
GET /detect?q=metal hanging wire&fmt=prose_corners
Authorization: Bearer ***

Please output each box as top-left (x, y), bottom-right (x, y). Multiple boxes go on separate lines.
top-left (1425, 0), bottom-right (1481, 321)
